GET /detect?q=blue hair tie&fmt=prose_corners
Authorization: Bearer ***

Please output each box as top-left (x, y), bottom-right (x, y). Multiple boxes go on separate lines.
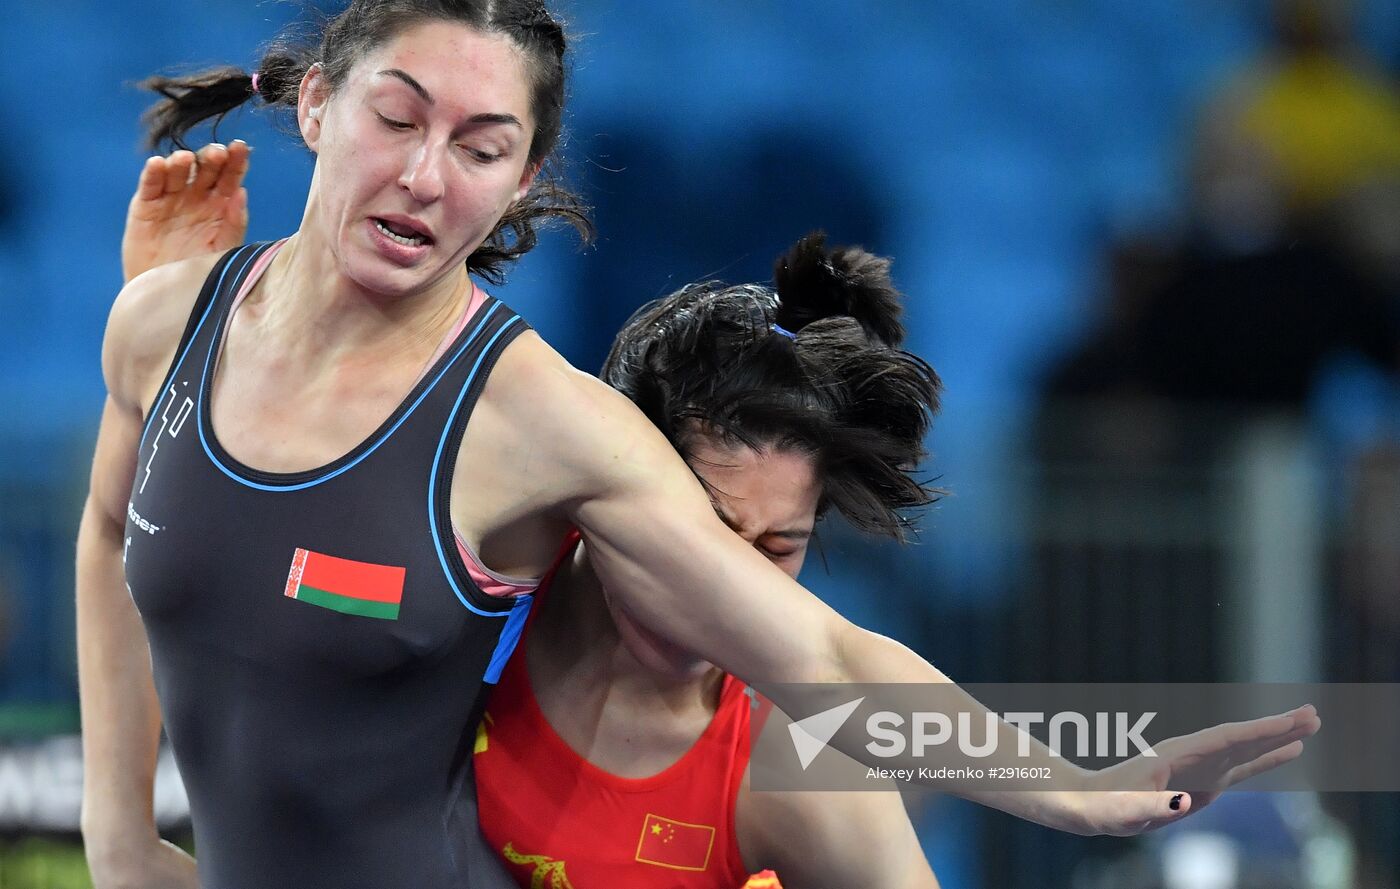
top-left (771, 323), bottom-right (797, 341)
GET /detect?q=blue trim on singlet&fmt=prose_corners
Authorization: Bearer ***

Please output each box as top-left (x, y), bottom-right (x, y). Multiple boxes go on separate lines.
top-left (138, 244), bottom-right (263, 448)
top-left (197, 302), bottom-right (506, 492)
top-left (483, 593), bottom-right (534, 683)
top-left (427, 314), bottom-right (523, 617)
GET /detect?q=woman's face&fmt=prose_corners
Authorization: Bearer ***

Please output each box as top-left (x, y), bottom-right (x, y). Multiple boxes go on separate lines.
top-left (299, 20), bottom-right (538, 296)
top-left (605, 433), bottom-right (822, 681)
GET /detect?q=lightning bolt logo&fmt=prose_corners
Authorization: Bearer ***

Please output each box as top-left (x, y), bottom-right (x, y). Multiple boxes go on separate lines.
top-left (140, 385), bottom-right (194, 494)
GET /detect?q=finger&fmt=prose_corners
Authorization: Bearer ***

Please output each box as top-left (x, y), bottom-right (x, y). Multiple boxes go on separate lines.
top-left (215, 140), bottom-right (252, 197)
top-left (163, 150), bottom-right (196, 194)
top-left (1187, 710), bottom-right (1302, 755)
top-left (1214, 714), bottom-right (1319, 771)
top-left (192, 144), bottom-right (227, 192)
top-left (1224, 739), bottom-right (1305, 786)
top-left (1117, 790), bottom-right (1189, 830)
top-left (227, 188), bottom-right (250, 240)
top-left (135, 156), bottom-right (167, 202)
top-left (1163, 791), bottom-right (1191, 817)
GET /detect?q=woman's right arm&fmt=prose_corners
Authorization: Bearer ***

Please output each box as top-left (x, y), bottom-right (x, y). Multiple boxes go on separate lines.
top-left (79, 260), bottom-right (218, 889)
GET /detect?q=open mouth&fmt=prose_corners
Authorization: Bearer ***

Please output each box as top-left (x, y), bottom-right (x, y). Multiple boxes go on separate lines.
top-left (373, 217), bottom-right (432, 248)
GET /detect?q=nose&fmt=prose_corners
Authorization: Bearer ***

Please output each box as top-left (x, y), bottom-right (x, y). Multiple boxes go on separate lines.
top-left (399, 142), bottom-right (445, 205)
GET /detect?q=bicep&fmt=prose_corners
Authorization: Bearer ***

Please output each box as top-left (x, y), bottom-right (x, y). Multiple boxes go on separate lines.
top-left (571, 446), bottom-right (844, 686)
top-left (86, 395), bottom-right (144, 535)
top-left (505, 350), bottom-right (851, 685)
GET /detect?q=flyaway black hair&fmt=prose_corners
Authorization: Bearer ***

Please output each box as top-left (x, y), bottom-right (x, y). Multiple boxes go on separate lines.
top-left (602, 232), bottom-right (943, 540)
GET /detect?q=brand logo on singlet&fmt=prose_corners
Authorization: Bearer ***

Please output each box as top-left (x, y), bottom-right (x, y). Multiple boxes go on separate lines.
top-left (127, 502), bottom-right (163, 535)
top-left (141, 382), bottom-right (194, 494)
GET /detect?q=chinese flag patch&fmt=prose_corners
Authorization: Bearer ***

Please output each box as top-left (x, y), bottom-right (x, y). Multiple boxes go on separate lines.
top-left (634, 813), bottom-right (715, 872)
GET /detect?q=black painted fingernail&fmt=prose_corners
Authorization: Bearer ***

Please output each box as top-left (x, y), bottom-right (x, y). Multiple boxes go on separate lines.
top-left (1170, 794), bottom-right (1183, 811)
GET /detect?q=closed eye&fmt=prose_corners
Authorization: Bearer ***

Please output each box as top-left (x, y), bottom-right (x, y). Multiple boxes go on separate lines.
top-left (376, 112), bottom-right (413, 131)
top-left (462, 145), bottom-right (502, 163)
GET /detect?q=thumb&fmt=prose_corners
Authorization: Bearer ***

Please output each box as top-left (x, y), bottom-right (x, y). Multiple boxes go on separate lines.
top-left (1163, 791), bottom-right (1191, 818)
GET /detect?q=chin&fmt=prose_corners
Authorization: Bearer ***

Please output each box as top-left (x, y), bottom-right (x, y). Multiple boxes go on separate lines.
top-left (342, 223), bottom-right (465, 296)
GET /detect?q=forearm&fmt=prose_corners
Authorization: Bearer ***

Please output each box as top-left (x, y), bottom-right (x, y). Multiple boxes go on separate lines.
top-left (832, 623), bottom-right (1092, 832)
top-left (76, 500), bottom-right (164, 861)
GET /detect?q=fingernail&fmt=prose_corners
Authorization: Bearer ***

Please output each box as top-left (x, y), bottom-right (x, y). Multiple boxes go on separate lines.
top-left (1169, 794), bottom-right (1183, 811)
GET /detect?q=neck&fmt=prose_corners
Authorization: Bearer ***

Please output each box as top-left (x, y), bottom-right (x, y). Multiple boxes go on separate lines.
top-left (528, 544), bottom-right (723, 712)
top-left (254, 194), bottom-right (470, 366)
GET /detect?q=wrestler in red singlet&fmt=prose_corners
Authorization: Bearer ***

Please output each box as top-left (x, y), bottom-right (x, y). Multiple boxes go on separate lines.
top-left (476, 561), bottom-right (755, 888)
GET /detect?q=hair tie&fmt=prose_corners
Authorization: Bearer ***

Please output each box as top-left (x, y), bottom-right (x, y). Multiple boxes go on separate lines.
top-left (250, 73), bottom-right (261, 94)
top-left (771, 323), bottom-right (797, 341)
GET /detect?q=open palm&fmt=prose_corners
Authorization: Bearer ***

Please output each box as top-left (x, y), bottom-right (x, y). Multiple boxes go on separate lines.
top-left (122, 141), bottom-right (250, 283)
top-left (1074, 703), bottom-right (1320, 836)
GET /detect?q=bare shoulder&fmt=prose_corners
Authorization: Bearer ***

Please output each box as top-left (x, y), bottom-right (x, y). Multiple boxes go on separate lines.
top-left (482, 329), bottom-right (681, 499)
top-left (104, 251), bottom-right (226, 414)
top-left (486, 330), bottom-right (639, 420)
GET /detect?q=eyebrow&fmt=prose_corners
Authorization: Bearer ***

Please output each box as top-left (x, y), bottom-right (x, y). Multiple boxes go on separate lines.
top-left (713, 502), bottom-right (812, 542)
top-left (377, 68), bottom-right (524, 129)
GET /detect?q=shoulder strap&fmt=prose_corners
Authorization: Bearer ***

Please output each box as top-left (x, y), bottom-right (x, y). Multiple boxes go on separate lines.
top-left (141, 244), bottom-right (266, 426)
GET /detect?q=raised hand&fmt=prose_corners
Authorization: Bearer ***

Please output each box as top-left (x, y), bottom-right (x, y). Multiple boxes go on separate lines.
top-left (122, 141), bottom-right (250, 283)
top-left (1071, 703), bottom-right (1320, 836)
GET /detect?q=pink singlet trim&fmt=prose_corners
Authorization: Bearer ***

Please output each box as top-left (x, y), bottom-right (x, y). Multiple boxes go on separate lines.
top-left (227, 241), bottom-right (535, 595)
top-left (454, 530), bottom-right (543, 598)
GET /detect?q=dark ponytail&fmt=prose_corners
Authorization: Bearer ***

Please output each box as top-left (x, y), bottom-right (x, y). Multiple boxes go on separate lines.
top-left (139, 41), bottom-right (308, 151)
top-left (138, 0), bottom-right (592, 284)
top-left (603, 232), bottom-right (944, 540)
top-left (773, 232), bottom-right (906, 347)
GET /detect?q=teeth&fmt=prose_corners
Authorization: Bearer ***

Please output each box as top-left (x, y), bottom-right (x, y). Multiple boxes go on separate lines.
top-left (375, 219), bottom-right (426, 247)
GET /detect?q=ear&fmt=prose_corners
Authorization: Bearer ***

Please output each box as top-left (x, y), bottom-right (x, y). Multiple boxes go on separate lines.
top-left (513, 161), bottom-right (541, 202)
top-left (296, 64), bottom-right (331, 153)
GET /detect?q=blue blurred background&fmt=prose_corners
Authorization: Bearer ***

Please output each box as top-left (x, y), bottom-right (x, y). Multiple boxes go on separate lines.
top-left (1, 1), bottom-right (1399, 886)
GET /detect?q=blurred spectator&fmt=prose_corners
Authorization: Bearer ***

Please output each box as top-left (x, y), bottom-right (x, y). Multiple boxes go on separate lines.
top-left (1040, 2), bottom-right (1400, 464)
top-left (1031, 8), bottom-right (1400, 885)
top-left (1201, 0), bottom-right (1400, 214)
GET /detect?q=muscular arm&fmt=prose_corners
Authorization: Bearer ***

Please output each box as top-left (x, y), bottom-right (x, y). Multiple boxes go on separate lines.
top-left (737, 770), bottom-right (938, 889)
top-left (78, 393), bottom-right (163, 869)
top-left (79, 259), bottom-right (220, 888)
top-left (489, 339), bottom-right (1318, 834)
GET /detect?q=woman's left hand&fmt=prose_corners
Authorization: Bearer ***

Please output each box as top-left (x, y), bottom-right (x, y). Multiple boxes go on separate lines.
top-left (122, 141), bottom-right (250, 283)
top-left (1066, 703), bottom-right (1320, 836)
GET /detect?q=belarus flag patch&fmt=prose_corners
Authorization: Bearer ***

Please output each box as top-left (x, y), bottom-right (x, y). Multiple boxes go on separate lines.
top-left (284, 547), bottom-right (406, 620)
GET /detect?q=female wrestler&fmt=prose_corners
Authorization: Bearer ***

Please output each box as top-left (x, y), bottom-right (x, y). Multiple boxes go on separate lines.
top-left (121, 151), bottom-right (941, 889)
top-left (469, 234), bottom-right (944, 889)
top-left (81, 4), bottom-right (1319, 888)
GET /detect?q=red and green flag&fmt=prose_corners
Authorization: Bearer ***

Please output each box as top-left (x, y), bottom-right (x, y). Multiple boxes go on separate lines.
top-left (284, 547), bottom-right (405, 620)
